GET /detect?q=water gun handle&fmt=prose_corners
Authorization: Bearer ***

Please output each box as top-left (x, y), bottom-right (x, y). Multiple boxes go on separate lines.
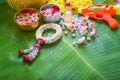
top-left (103, 13), bottom-right (118, 29)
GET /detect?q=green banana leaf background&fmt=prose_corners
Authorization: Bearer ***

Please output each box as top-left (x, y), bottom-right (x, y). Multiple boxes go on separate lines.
top-left (0, 0), bottom-right (120, 80)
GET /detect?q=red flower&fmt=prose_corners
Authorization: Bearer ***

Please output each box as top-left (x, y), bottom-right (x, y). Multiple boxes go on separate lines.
top-left (51, 7), bottom-right (59, 15)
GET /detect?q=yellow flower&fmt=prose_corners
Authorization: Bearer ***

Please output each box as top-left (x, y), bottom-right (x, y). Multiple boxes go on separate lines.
top-left (74, 1), bottom-right (84, 8)
top-left (57, 1), bottom-right (64, 4)
top-left (71, 6), bottom-right (78, 14)
top-left (78, 8), bottom-right (82, 14)
top-left (48, 0), bottom-right (56, 3)
top-left (47, 0), bottom-right (93, 13)
top-left (60, 5), bottom-right (65, 13)
top-left (84, 0), bottom-right (93, 3)
top-left (66, 0), bottom-right (74, 4)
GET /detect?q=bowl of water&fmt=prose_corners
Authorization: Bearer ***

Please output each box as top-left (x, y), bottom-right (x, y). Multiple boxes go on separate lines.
top-left (40, 4), bottom-right (61, 23)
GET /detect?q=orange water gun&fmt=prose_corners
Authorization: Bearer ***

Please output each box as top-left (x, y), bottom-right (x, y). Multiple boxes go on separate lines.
top-left (79, 4), bottom-right (119, 29)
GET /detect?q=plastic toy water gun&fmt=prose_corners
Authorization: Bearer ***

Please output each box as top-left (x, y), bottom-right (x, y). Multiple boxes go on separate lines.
top-left (78, 4), bottom-right (120, 29)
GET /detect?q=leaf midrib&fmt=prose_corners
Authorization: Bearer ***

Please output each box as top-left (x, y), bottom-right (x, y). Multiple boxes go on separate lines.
top-left (63, 38), bottom-right (106, 80)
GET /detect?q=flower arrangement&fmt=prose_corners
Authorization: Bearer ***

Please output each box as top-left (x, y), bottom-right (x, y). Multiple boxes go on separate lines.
top-left (47, 0), bottom-right (93, 13)
top-left (60, 15), bottom-right (96, 45)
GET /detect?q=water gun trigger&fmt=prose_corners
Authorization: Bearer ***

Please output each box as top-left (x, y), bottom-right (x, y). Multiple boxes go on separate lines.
top-left (90, 14), bottom-right (104, 20)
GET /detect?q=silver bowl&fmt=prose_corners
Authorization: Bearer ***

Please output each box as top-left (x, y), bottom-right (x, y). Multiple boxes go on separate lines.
top-left (40, 4), bottom-right (61, 23)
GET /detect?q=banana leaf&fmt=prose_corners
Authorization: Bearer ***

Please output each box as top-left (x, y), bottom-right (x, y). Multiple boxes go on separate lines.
top-left (0, 0), bottom-right (120, 80)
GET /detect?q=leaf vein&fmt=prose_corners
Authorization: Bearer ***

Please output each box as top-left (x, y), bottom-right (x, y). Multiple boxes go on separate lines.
top-left (63, 39), bottom-right (106, 80)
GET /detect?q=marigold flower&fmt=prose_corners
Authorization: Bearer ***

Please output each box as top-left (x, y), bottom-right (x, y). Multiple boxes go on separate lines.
top-left (59, 5), bottom-right (65, 13)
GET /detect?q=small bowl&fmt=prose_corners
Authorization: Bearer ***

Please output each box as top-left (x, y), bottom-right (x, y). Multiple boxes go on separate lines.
top-left (14, 8), bottom-right (40, 31)
top-left (40, 4), bottom-right (61, 23)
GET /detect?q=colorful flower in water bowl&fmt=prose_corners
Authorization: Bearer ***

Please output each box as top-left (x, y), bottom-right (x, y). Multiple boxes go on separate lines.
top-left (51, 6), bottom-right (59, 15)
top-left (41, 5), bottom-right (59, 16)
top-left (40, 4), bottom-right (61, 23)
top-left (14, 8), bottom-right (40, 31)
